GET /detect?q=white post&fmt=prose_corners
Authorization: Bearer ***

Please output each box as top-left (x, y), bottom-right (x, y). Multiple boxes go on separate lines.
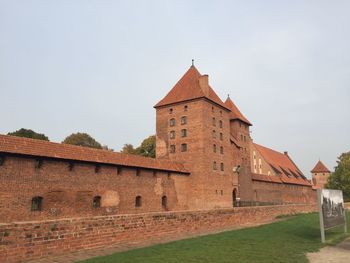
top-left (317, 189), bottom-right (326, 243)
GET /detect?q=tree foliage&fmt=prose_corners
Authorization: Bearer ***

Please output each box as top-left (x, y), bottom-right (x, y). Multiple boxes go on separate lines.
top-left (62, 132), bottom-right (103, 149)
top-left (120, 135), bottom-right (156, 158)
top-left (7, 128), bottom-right (49, 141)
top-left (325, 151), bottom-right (350, 201)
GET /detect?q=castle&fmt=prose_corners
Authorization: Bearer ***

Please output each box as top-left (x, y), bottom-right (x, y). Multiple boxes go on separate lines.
top-left (0, 65), bottom-right (316, 223)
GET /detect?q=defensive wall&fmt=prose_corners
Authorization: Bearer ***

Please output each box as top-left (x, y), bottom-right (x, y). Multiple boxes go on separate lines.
top-left (0, 204), bottom-right (316, 262)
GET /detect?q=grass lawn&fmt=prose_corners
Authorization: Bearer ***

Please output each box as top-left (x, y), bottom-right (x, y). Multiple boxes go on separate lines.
top-left (80, 212), bottom-right (350, 263)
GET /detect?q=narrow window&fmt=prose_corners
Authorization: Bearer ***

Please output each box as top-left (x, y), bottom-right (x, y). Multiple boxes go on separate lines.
top-left (184, 105), bottom-right (188, 111)
top-left (181, 129), bottom-right (187, 138)
top-left (170, 118), bottom-right (176, 127)
top-left (241, 134), bottom-right (243, 141)
top-left (135, 195), bottom-right (142, 207)
top-left (213, 161), bottom-right (217, 170)
top-left (213, 130), bottom-right (216, 139)
top-left (213, 144), bottom-right (217, 153)
top-left (212, 117), bottom-right (216, 126)
top-left (244, 136), bottom-right (246, 142)
top-left (170, 145), bottom-right (175, 153)
top-left (221, 190), bottom-right (223, 195)
top-left (181, 116), bottom-right (187, 125)
top-left (220, 133), bottom-right (223, 141)
top-left (31, 196), bottom-right (43, 211)
top-left (220, 146), bottom-right (223, 154)
top-left (212, 106), bottom-right (214, 113)
top-left (170, 130), bottom-right (175, 139)
top-left (220, 110), bottom-right (222, 116)
top-left (220, 163), bottom-right (224, 171)
top-left (219, 120), bottom-right (223, 128)
top-left (93, 196), bottom-right (101, 208)
top-left (162, 196), bottom-right (167, 209)
top-left (181, 143), bottom-right (187, 152)
top-left (169, 108), bottom-right (173, 114)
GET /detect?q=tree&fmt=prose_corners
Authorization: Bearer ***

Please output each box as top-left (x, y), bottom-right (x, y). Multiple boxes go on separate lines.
top-left (137, 135), bottom-right (156, 158)
top-left (8, 128), bottom-right (49, 141)
top-left (120, 135), bottom-right (156, 158)
top-left (325, 151), bottom-right (350, 202)
top-left (62, 132), bottom-right (102, 149)
top-left (120, 144), bottom-right (138, 155)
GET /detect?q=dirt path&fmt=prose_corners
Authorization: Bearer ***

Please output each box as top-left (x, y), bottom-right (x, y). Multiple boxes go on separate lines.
top-left (307, 238), bottom-right (350, 263)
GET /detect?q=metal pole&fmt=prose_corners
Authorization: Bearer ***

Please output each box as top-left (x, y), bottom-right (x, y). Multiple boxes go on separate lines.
top-left (344, 206), bottom-right (348, 234)
top-left (317, 189), bottom-right (326, 243)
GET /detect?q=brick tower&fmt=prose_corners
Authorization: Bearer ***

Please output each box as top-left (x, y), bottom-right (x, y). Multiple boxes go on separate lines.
top-left (311, 160), bottom-right (331, 189)
top-left (154, 65), bottom-right (239, 209)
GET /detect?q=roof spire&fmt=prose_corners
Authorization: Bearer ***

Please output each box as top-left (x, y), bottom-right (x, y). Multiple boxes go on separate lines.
top-left (191, 59), bottom-right (194, 66)
top-left (227, 94), bottom-right (230, 98)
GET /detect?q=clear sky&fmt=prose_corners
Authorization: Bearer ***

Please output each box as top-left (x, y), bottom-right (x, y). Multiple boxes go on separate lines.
top-left (1, 1), bottom-right (349, 177)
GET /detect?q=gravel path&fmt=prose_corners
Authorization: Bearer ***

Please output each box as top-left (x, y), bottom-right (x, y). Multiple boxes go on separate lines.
top-left (307, 237), bottom-right (350, 263)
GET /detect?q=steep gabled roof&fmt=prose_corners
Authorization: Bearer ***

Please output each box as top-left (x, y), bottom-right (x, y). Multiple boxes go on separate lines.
top-left (311, 160), bottom-right (330, 173)
top-left (253, 143), bottom-right (311, 186)
top-left (224, 97), bottom-right (252, 126)
top-left (154, 65), bottom-right (229, 110)
top-left (0, 135), bottom-right (189, 174)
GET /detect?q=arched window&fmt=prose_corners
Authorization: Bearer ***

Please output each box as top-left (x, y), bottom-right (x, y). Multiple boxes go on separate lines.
top-left (181, 143), bottom-right (187, 152)
top-left (184, 105), bottom-right (188, 111)
top-left (181, 116), bottom-right (187, 125)
top-left (169, 108), bottom-right (173, 114)
top-left (219, 120), bottom-right (223, 128)
top-left (220, 163), bottom-right (224, 171)
top-left (213, 130), bottom-right (216, 139)
top-left (162, 196), bottom-right (167, 209)
top-left (93, 196), bottom-right (101, 208)
top-left (212, 117), bottom-right (216, 126)
top-left (220, 146), bottom-right (223, 154)
top-left (232, 189), bottom-right (237, 207)
top-left (135, 195), bottom-right (142, 207)
top-left (170, 118), bottom-right (176, 127)
top-left (170, 130), bottom-right (175, 139)
top-left (213, 144), bottom-right (217, 153)
top-left (213, 161), bottom-right (217, 170)
top-left (181, 129), bottom-right (187, 137)
top-left (31, 196), bottom-right (43, 211)
top-left (220, 133), bottom-right (223, 141)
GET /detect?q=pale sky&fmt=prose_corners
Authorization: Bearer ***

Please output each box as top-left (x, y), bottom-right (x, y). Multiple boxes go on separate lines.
top-left (1, 1), bottom-right (349, 177)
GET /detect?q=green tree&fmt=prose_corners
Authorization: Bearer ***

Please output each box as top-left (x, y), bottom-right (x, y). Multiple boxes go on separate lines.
top-left (136, 135), bottom-right (156, 158)
top-left (62, 132), bottom-right (102, 149)
top-left (120, 144), bottom-right (138, 154)
top-left (8, 128), bottom-right (49, 141)
top-left (325, 151), bottom-right (350, 201)
top-left (120, 135), bottom-right (156, 158)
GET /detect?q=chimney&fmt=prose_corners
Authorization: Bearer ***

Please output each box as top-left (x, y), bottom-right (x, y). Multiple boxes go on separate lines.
top-left (284, 151), bottom-right (288, 155)
top-left (199, 75), bottom-right (209, 97)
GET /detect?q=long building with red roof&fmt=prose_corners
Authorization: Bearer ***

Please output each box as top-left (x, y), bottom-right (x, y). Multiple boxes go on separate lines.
top-left (0, 64), bottom-right (316, 222)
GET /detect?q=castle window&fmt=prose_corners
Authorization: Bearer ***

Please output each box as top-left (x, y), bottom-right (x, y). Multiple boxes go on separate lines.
top-left (93, 196), bottom-right (101, 208)
top-left (220, 133), bottom-right (223, 141)
top-left (219, 120), bottom-right (223, 128)
top-left (184, 105), bottom-right (188, 111)
top-left (181, 143), bottom-right (187, 152)
top-left (244, 136), bottom-right (246, 142)
top-left (181, 129), bottom-right (187, 137)
top-left (220, 163), bottom-right (224, 171)
top-left (212, 106), bottom-right (214, 113)
top-left (241, 134), bottom-right (243, 141)
top-left (35, 159), bottom-right (43, 169)
top-left (170, 118), bottom-right (176, 126)
top-left (135, 196), bottom-right (142, 207)
top-left (213, 130), bottom-right (216, 139)
top-left (169, 108), bottom-right (173, 114)
top-left (213, 144), bottom-right (217, 153)
top-left (162, 195), bottom-right (167, 209)
top-left (31, 196), bottom-right (43, 211)
top-left (170, 130), bottom-right (175, 139)
top-left (221, 190), bottom-right (223, 195)
top-left (213, 117), bottom-right (216, 126)
top-left (220, 110), bottom-right (222, 116)
top-left (213, 161), bottom-right (217, 170)
top-left (220, 146), bottom-right (223, 154)
top-left (181, 116), bottom-right (187, 125)
top-left (170, 145), bottom-right (175, 153)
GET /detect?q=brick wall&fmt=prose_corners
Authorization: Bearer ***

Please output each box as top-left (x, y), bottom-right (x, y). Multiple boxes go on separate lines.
top-left (0, 204), bottom-right (316, 262)
top-left (0, 155), bottom-right (189, 223)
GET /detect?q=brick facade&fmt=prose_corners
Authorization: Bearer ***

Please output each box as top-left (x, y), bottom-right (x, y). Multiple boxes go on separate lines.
top-left (0, 204), bottom-right (317, 262)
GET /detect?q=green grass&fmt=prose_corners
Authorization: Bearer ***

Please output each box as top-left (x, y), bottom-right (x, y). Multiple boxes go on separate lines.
top-left (80, 212), bottom-right (350, 263)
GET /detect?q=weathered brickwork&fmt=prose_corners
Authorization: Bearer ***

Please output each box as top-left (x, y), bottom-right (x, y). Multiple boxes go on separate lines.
top-left (0, 155), bottom-right (188, 223)
top-left (0, 204), bottom-right (316, 262)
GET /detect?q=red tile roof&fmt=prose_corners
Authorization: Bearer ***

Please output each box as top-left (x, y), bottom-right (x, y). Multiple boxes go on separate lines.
top-left (0, 135), bottom-right (190, 174)
top-left (253, 143), bottom-right (311, 186)
top-left (224, 97), bottom-right (252, 126)
top-left (154, 66), bottom-right (229, 110)
top-left (311, 160), bottom-right (330, 173)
